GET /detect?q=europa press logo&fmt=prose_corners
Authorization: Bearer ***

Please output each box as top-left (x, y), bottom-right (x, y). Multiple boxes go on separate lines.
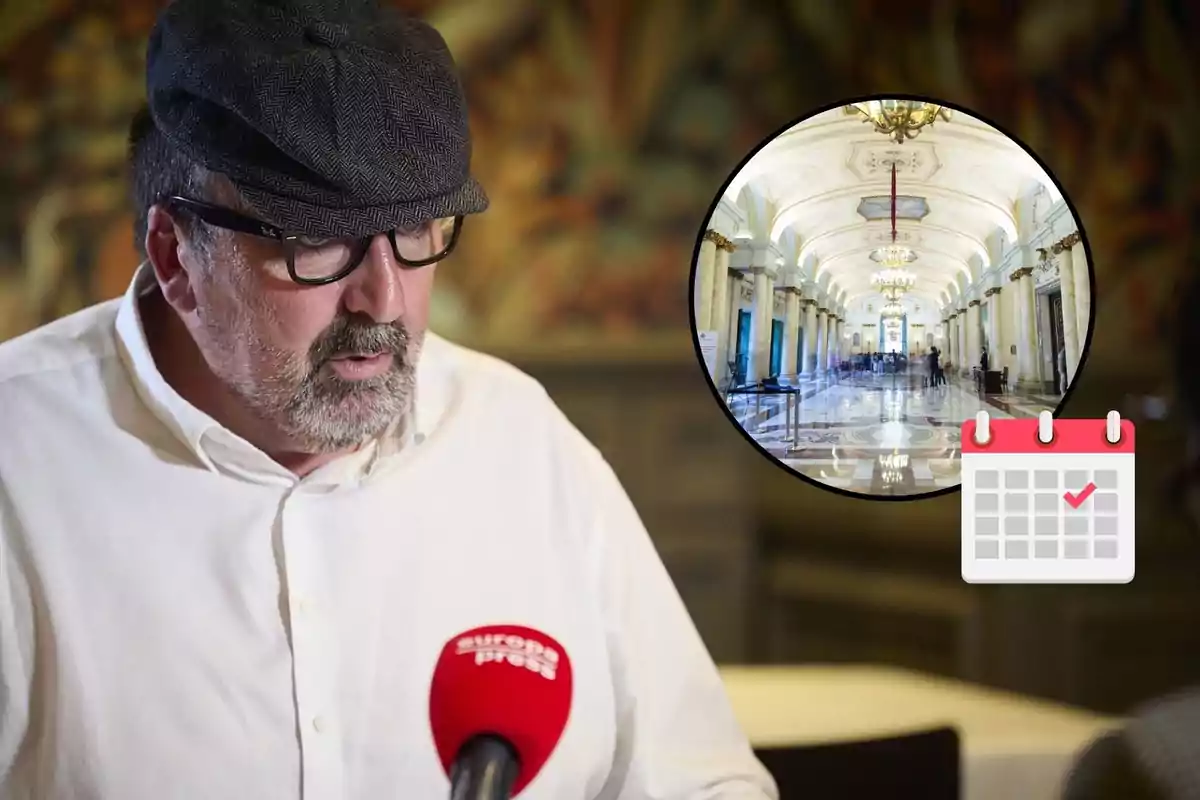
top-left (455, 628), bottom-right (562, 681)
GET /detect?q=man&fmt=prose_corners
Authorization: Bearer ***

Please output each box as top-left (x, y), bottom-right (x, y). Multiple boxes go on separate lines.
top-left (0, 2), bottom-right (776, 798)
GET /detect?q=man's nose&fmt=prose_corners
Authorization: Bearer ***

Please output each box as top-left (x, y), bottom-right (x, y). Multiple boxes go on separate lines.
top-left (341, 234), bottom-right (405, 323)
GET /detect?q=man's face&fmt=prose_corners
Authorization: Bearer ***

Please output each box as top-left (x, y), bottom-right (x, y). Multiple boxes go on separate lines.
top-left (180, 217), bottom-right (437, 454)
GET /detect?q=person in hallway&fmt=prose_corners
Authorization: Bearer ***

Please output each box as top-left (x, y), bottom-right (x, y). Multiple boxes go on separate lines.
top-left (0, 2), bottom-right (776, 798)
top-left (980, 346), bottom-right (989, 374)
top-left (927, 346), bottom-right (941, 387)
top-left (1058, 344), bottom-right (1068, 394)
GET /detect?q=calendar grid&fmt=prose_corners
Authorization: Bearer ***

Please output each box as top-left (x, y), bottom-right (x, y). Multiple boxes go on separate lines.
top-left (969, 465), bottom-right (1122, 562)
top-left (960, 413), bottom-right (1135, 584)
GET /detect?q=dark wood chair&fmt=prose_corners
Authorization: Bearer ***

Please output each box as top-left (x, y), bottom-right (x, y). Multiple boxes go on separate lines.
top-left (755, 727), bottom-right (960, 800)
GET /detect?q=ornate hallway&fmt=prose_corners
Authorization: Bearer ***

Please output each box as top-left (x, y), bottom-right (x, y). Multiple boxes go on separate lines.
top-left (695, 100), bottom-right (1091, 497)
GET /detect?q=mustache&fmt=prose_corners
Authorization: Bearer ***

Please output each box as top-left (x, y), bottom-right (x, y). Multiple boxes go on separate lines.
top-left (309, 315), bottom-right (410, 367)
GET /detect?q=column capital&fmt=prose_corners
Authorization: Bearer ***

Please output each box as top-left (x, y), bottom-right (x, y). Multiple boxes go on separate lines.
top-left (985, 286), bottom-right (1002, 297)
top-left (968, 299), bottom-right (981, 308)
top-left (957, 307), bottom-right (968, 315)
top-left (777, 285), bottom-right (802, 295)
top-left (817, 307), bottom-right (828, 315)
top-left (1051, 230), bottom-right (1082, 253)
top-left (1009, 266), bottom-right (1034, 281)
top-left (801, 298), bottom-right (817, 307)
top-left (701, 229), bottom-right (723, 250)
top-left (948, 313), bottom-right (957, 320)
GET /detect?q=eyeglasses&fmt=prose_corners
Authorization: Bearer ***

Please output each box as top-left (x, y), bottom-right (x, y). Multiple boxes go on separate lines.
top-left (159, 195), bottom-right (463, 285)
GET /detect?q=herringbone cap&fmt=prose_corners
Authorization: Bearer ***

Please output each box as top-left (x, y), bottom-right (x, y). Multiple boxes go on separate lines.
top-left (146, 0), bottom-right (488, 239)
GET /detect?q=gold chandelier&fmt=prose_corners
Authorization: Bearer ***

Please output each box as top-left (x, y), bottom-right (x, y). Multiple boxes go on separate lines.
top-left (876, 243), bottom-right (915, 266)
top-left (880, 300), bottom-right (906, 320)
top-left (850, 99), bottom-right (951, 143)
top-left (872, 268), bottom-right (916, 294)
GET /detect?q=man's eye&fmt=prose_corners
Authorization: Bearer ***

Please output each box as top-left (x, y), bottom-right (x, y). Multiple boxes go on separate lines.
top-left (295, 235), bottom-right (333, 249)
top-left (396, 220), bottom-right (439, 239)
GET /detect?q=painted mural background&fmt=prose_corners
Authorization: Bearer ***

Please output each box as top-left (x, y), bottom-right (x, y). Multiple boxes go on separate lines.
top-left (0, 1), bottom-right (1195, 367)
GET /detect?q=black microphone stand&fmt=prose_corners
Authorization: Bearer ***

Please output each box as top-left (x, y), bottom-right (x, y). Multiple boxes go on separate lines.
top-left (450, 735), bottom-right (521, 800)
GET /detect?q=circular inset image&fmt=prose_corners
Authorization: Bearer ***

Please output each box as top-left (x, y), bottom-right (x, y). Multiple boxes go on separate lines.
top-left (691, 96), bottom-right (1095, 499)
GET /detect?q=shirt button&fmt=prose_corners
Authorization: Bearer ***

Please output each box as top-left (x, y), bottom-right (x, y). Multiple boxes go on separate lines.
top-left (312, 716), bottom-right (326, 733)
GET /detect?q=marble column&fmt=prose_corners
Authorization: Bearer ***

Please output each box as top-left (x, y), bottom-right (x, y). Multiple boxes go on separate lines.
top-left (815, 307), bottom-right (829, 375)
top-left (830, 316), bottom-right (841, 369)
top-left (835, 316), bottom-right (844, 371)
top-left (950, 314), bottom-right (960, 374)
top-left (1050, 232), bottom-right (1081, 385)
top-left (709, 240), bottom-right (735, 385)
top-left (966, 299), bottom-right (982, 370)
top-left (830, 311), bottom-right (840, 369)
top-left (781, 288), bottom-right (802, 382)
top-left (960, 309), bottom-right (969, 379)
top-left (1070, 234), bottom-right (1089, 350)
top-left (746, 268), bottom-right (775, 382)
top-left (694, 231), bottom-right (719, 330)
top-left (831, 312), bottom-right (840, 364)
top-left (800, 300), bottom-right (817, 376)
top-left (836, 317), bottom-right (845, 364)
top-left (945, 314), bottom-right (955, 373)
top-left (1011, 266), bottom-right (1039, 386)
top-left (725, 273), bottom-right (743, 372)
top-left (984, 288), bottom-right (1003, 368)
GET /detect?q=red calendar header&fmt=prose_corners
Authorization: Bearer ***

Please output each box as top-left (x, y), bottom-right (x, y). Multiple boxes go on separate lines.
top-left (962, 417), bottom-right (1135, 454)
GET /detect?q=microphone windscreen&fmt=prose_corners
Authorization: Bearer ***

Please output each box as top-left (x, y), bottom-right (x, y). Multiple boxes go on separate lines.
top-left (429, 625), bottom-right (573, 795)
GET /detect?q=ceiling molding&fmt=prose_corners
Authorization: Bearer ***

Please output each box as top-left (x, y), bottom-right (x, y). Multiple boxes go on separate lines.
top-left (797, 220), bottom-right (989, 271)
top-left (771, 182), bottom-right (1018, 243)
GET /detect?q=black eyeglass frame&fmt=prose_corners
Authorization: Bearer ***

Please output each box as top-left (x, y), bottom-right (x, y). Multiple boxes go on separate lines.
top-left (159, 195), bottom-right (464, 285)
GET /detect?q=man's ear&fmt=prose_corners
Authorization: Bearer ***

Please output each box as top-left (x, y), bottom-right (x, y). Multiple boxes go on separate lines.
top-left (145, 205), bottom-right (199, 315)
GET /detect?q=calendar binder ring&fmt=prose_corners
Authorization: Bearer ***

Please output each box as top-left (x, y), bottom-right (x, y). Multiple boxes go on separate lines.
top-left (973, 411), bottom-right (991, 446)
top-left (1036, 410), bottom-right (1055, 445)
top-left (1106, 410), bottom-right (1122, 445)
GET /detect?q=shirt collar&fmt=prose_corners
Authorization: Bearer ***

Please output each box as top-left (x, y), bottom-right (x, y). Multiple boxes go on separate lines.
top-left (113, 262), bottom-right (450, 486)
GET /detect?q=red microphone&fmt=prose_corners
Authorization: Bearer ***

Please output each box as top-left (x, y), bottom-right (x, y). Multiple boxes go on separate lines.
top-left (429, 625), bottom-right (573, 799)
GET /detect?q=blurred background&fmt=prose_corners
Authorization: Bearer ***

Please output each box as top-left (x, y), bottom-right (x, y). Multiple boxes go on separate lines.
top-left (1, 0), bottom-right (1198, 742)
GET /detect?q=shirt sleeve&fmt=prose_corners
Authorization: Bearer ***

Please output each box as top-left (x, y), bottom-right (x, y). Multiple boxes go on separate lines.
top-left (1061, 731), bottom-right (1166, 800)
top-left (566, 425), bottom-right (778, 800)
top-left (0, 487), bottom-right (35, 788)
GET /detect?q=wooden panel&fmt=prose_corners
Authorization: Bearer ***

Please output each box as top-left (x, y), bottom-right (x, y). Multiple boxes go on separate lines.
top-left (506, 356), bottom-right (760, 663)
top-left (656, 521), bottom-right (756, 663)
top-left (763, 557), bottom-right (982, 679)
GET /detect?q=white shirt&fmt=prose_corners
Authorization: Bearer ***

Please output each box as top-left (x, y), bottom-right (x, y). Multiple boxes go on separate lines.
top-left (0, 266), bottom-right (776, 800)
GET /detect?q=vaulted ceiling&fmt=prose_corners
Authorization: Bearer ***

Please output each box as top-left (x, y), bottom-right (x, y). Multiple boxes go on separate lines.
top-left (723, 105), bottom-right (1060, 310)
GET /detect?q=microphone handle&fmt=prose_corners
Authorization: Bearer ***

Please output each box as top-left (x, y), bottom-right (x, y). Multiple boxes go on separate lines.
top-left (449, 735), bottom-right (521, 800)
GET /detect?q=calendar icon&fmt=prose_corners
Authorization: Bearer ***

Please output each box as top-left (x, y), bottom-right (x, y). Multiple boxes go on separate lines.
top-left (961, 410), bottom-right (1135, 584)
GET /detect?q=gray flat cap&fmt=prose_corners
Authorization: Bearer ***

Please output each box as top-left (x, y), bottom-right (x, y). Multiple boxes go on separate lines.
top-left (146, 0), bottom-right (488, 239)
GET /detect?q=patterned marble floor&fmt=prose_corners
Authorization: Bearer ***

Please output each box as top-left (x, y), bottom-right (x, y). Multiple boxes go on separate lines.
top-left (727, 371), bottom-right (1061, 497)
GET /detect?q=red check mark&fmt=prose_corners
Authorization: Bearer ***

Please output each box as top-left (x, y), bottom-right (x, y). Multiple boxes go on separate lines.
top-left (1064, 482), bottom-right (1097, 509)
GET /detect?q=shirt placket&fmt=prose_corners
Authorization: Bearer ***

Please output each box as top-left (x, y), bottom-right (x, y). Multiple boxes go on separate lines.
top-left (280, 489), bottom-right (345, 799)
